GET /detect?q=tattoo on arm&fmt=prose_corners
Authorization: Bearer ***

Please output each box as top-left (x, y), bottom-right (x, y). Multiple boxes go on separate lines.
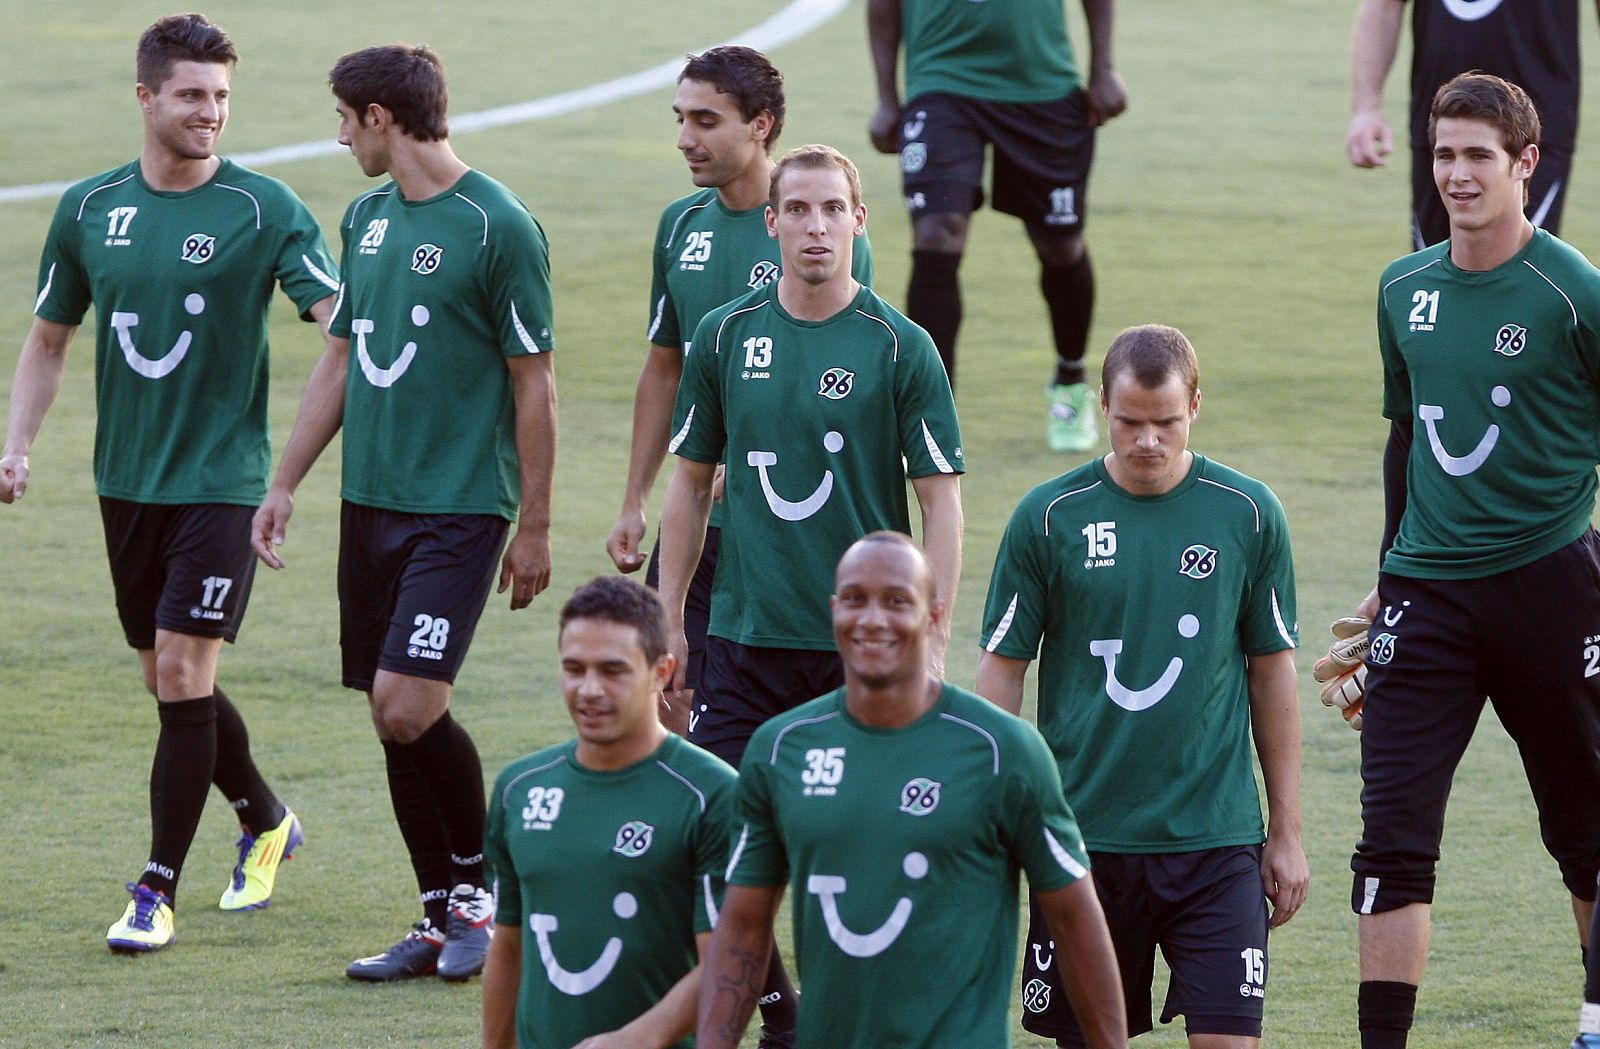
top-left (714, 944), bottom-right (766, 1039)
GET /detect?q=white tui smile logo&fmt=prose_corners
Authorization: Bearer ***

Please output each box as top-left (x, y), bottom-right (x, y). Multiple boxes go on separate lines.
top-left (354, 304), bottom-right (430, 388)
top-left (748, 431), bottom-right (843, 521)
top-left (1090, 614), bottom-right (1200, 711)
top-left (111, 293), bottom-right (206, 379)
top-left (807, 851), bottom-right (928, 958)
top-left (529, 891), bottom-right (637, 996)
top-left (1417, 386), bottom-right (1510, 477)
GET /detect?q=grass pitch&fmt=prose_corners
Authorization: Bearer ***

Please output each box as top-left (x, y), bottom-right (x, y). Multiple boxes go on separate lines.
top-left (2, 0), bottom-right (1599, 1044)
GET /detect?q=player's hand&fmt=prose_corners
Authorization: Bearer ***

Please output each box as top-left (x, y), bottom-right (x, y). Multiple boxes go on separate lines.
top-left (1260, 833), bottom-right (1309, 929)
top-left (0, 452), bottom-right (29, 503)
top-left (499, 525), bottom-right (552, 610)
top-left (1314, 615), bottom-right (1371, 730)
top-left (667, 619), bottom-right (690, 698)
top-left (606, 509), bottom-right (648, 573)
top-left (711, 463), bottom-right (727, 505)
top-left (1085, 69), bottom-right (1128, 127)
top-left (868, 99), bottom-right (900, 154)
top-left (251, 489), bottom-right (294, 569)
top-left (1346, 109), bottom-right (1394, 168)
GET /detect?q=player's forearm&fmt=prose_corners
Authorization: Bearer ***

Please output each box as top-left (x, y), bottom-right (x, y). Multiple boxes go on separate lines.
top-left (510, 353), bottom-right (557, 534)
top-left (914, 474), bottom-right (963, 638)
top-left (1248, 649), bottom-right (1304, 840)
top-left (270, 336), bottom-right (348, 495)
top-left (696, 893), bottom-right (778, 1049)
top-left (620, 345), bottom-right (685, 514)
top-left (866, 0), bottom-right (903, 105)
top-left (3, 320), bottom-right (76, 458)
top-left (974, 651), bottom-right (1029, 715)
top-left (1079, 0), bottom-right (1118, 75)
top-left (1039, 879), bottom-right (1128, 1048)
top-left (658, 460), bottom-right (715, 620)
top-left (1350, 0), bottom-right (1404, 114)
top-left (481, 924), bottom-right (522, 1049)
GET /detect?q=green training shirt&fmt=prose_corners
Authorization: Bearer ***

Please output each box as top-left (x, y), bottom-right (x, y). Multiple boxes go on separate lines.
top-left (980, 455), bottom-right (1299, 853)
top-left (486, 734), bottom-right (735, 1049)
top-left (901, 0), bottom-right (1081, 104)
top-left (728, 683), bottom-right (1090, 1049)
top-left (669, 282), bottom-right (963, 649)
top-left (648, 189), bottom-right (874, 529)
top-left (330, 169), bottom-right (554, 520)
top-left (1378, 229), bottom-right (1600, 578)
top-left (33, 159), bottom-right (339, 505)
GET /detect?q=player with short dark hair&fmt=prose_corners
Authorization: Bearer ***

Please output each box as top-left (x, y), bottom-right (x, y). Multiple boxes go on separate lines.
top-left (606, 47), bottom-right (871, 743)
top-left (657, 143), bottom-right (963, 772)
top-left (253, 42), bottom-right (557, 983)
top-left (1323, 72), bottom-right (1600, 1049)
top-left (1, 11), bottom-right (336, 952)
top-left (977, 324), bottom-right (1307, 1048)
top-left (867, 0), bottom-right (1126, 452)
top-left (696, 534), bottom-right (1127, 1048)
top-left (1345, 0), bottom-right (1589, 249)
top-left (481, 576), bottom-right (735, 1049)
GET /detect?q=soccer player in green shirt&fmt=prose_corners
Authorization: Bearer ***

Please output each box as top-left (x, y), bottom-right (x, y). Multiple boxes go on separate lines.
top-left (697, 532), bottom-right (1127, 1048)
top-left (867, 0), bottom-right (1126, 451)
top-left (253, 44), bottom-right (557, 983)
top-left (977, 325), bottom-right (1307, 1048)
top-left (658, 145), bottom-right (963, 776)
top-left (1318, 73), bottom-right (1600, 1049)
top-left (482, 576), bottom-right (735, 1049)
top-left (1, 13), bottom-right (336, 952)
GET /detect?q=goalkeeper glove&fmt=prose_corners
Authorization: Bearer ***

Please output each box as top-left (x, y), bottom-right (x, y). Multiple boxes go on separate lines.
top-left (1314, 616), bottom-right (1370, 730)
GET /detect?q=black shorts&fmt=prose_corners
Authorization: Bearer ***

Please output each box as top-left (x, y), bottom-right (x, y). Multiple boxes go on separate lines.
top-left (1410, 143), bottom-right (1572, 249)
top-left (644, 525), bottom-right (720, 692)
top-left (337, 502), bottom-right (508, 692)
top-left (898, 90), bottom-right (1094, 233)
top-left (1353, 529), bottom-right (1600, 913)
top-left (1021, 846), bottom-right (1268, 1043)
top-left (99, 497), bottom-right (258, 648)
top-left (690, 635), bottom-right (843, 768)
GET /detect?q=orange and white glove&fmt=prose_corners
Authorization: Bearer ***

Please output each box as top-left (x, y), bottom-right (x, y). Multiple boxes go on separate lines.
top-left (1314, 616), bottom-right (1370, 731)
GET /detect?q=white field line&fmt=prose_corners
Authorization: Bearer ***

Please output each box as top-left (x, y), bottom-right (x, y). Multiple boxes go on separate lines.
top-left (0, 0), bottom-right (849, 205)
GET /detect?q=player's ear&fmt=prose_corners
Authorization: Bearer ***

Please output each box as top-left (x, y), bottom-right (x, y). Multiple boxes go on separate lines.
top-left (653, 651), bottom-right (676, 690)
top-left (750, 109), bottom-right (775, 147)
top-left (1515, 143), bottom-right (1539, 180)
top-left (135, 82), bottom-right (154, 112)
top-left (765, 205), bottom-right (778, 239)
top-left (854, 203), bottom-right (867, 236)
top-left (1190, 388), bottom-right (1202, 419)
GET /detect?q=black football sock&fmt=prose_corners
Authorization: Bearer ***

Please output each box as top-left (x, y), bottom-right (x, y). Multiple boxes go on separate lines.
top-left (382, 739), bottom-right (453, 928)
top-left (209, 686), bottom-right (285, 834)
top-left (907, 249), bottom-right (963, 386)
top-left (399, 712), bottom-right (487, 889)
top-left (145, 694), bottom-right (219, 903)
top-left (1041, 251), bottom-right (1093, 388)
top-left (1584, 878), bottom-right (1600, 1027)
top-left (756, 946), bottom-right (799, 1031)
top-left (1358, 980), bottom-right (1417, 1049)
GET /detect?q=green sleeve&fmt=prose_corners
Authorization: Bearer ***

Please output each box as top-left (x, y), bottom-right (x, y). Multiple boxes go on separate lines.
top-left (1240, 484), bottom-right (1299, 656)
top-left (1378, 281), bottom-right (1411, 423)
top-left (668, 309), bottom-right (727, 465)
top-left (725, 748), bottom-right (788, 889)
top-left (894, 322), bottom-right (964, 477)
top-left (33, 191), bottom-right (92, 324)
top-left (272, 191), bottom-right (340, 319)
top-left (647, 206), bottom-right (680, 348)
top-left (485, 207), bottom-right (555, 357)
top-left (328, 207), bottom-right (356, 340)
top-left (693, 768), bottom-right (737, 933)
top-left (1000, 724), bottom-right (1090, 895)
top-left (486, 770), bottom-right (520, 926)
top-left (980, 496), bottom-right (1047, 658)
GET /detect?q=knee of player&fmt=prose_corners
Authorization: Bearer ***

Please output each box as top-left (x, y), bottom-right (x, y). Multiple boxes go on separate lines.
top-left (912, 212), bottom-right (970, 254)
top-left (1029, 229), bottom-right (1085, 268)
top-left (152, 648), bottom-right (212, 699)
top-left (369, 695), bottom-right (435, 744)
